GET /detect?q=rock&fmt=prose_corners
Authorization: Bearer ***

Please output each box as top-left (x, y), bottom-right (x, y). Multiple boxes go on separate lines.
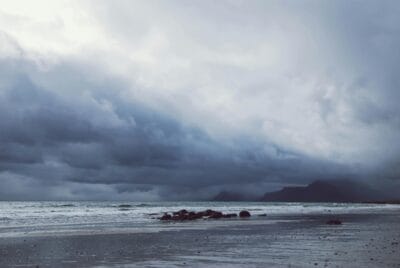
top-left (164, 209), bottom-right (214, 221)
top-left (196, 211), bottom-right (206, 217)
top-left (188, 211), bottom-right (202, 220)
top-left (209, 211), bottom-right (223, 219)
top-left (239, 210), bottom-right (251, 217)
top-left (188, 211), bottom-right (196, 217)
top-left (171, 215), bottom-right (183, 221)
top-left (159, 209), bottom-right (251, 221)
top-left (203, 209), bottom-right (217, 216)
top-left (223, 213), bottom-right (238, 218)
top-left (173, 209), bottom-right (188, 216)
top-left (258, 213), bottom-right (267, 217)
top-left (326, 219), bottom-right (342, 225)
top-left (160, 213), bottom-right (172, 220)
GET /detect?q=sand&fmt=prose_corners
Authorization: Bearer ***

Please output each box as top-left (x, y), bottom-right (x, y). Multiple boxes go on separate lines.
top-left (0, 212), bottom-right (399, 267)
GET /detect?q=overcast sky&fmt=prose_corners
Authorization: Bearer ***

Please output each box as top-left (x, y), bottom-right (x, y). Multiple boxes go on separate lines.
top-left (0, 0), bottom-right (399, 200)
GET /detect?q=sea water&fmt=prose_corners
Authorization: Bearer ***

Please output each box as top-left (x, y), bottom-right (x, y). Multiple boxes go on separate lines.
top-left (0, 201), bottom-right (398, 237)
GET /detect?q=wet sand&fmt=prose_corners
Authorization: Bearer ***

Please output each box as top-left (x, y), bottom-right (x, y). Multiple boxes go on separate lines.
top-left (1, 213), bottom-right (400, 267)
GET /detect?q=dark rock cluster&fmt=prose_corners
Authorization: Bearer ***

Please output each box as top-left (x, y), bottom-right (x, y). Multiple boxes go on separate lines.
top-left (326, 219), bottom-right (342, 225)
top-left (159, 209), bottom-right (252, 221)
top-left (239, 210), bottom-right (251, 217)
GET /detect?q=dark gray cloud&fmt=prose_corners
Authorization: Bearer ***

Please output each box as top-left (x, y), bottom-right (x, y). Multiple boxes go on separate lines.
top-left (0, 1), bottom-right (400, 200)
top-left (0, 58), bottom-right (360, 200)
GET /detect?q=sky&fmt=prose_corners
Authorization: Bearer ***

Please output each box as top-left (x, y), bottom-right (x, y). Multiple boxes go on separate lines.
top-left (0, 0), bottom-right (399, 200)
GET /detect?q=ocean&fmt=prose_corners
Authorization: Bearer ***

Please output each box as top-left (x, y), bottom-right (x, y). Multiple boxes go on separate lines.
top-left (1, 201), bottom-right (398, 238)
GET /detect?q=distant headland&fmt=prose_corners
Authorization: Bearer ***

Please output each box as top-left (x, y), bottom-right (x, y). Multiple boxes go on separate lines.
top-left (213, 180), bottom-right (398, 203)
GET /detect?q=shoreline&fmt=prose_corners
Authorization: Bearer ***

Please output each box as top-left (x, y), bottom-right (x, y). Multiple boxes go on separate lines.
top-left (1, 212), bottom-right (400, 267)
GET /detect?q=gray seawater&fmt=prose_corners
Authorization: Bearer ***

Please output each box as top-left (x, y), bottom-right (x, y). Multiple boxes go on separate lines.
top-left (0, 201), bottom-right (399, 238)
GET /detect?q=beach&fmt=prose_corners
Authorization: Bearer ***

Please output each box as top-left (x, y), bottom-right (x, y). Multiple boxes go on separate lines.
top-left (0, 202), bottom-right (400, 267)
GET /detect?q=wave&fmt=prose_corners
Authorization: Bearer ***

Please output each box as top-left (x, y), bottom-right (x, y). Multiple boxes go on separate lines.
top-left (117, 204), bottom-right (132, 208)
top-left (135, 203), bottom-right (152, 207)
top-left (50, 204), bottom-right (75, 208)
top-left (116, 203), bottom-right (152, 208)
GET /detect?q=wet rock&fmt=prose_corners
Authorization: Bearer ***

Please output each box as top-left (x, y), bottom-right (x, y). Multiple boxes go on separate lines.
top-left (196, 211), bottom-right (206, 217)
top-left (160, 213), bottom-right (172, 221)
top-left (173, 209), bottom-right (188, 216)
top-left (239, 210), bottom-right (251, 217)
top-left (188, 211), bottom-right (203, 220)
top-left (159, 209), bottom-right (250, 221)
top-left (203, 209), bottom-right (218, 217)
top-left (171, 215), bottom-right (182, 221)
top-left (223, 213), bottom-right (238, 218)
top-left (209, 211), bottom-right (224, 219)
top-left (326, 219), bottom-right (342, 225)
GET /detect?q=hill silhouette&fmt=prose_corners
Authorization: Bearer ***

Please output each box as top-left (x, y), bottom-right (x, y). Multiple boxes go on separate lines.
top-left (260, 180), bottom-right (385, 202)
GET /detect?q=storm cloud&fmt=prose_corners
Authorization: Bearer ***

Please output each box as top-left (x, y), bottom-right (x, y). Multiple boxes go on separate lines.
top-left (0, 1), bottom-right (400, 200)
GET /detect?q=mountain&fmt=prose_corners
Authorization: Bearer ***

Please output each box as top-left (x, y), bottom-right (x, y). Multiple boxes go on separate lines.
top-left (260, 180), bottom-right (386, 203)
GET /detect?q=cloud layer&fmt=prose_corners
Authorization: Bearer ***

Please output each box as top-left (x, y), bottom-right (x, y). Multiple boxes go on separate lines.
top-left (0, 1), bottom-right (399, 200)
